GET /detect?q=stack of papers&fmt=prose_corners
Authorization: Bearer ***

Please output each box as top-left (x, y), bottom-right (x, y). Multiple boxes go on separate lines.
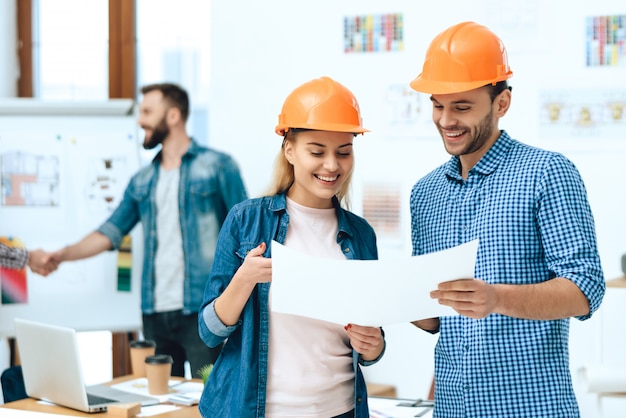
top-left (111, 378), bottom-right (203, 404)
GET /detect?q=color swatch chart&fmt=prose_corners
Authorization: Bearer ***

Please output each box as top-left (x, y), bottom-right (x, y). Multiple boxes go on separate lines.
top-left (344, 13), bottom-right (403, 53)
top-left (586, 15), bottom-right (626, 67)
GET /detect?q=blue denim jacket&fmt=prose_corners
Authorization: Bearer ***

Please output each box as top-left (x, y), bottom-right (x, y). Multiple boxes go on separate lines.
top-left (198, 193), bottom-right (384, 418)
top-left (97, 140), bottom-right (247, 314)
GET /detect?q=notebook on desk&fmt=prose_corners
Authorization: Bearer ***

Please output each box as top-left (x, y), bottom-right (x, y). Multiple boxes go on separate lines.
top-left (14, 318), bottom-right (159, 413)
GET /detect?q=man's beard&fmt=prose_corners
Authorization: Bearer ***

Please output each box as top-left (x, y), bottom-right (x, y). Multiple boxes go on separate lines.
top-left (143, 117), bottom-right (169, 150)
top-left (439, 108), bottom-right (494, 157)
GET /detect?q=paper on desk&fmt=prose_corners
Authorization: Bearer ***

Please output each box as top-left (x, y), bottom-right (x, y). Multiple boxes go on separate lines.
top-left (111, 378), bottom-right (203, 403)
top-left (270, 239), bottom-right (478, 326)
top-left (369, 397), bottom-right (434, 418)
top-left (138, 404), bottom-right (180, 417)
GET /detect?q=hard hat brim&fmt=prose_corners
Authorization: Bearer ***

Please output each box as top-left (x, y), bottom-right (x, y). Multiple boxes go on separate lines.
top-left (275, 124), bottom-right (369, 136)
top-left (409, 72), bottom-right (513, 95)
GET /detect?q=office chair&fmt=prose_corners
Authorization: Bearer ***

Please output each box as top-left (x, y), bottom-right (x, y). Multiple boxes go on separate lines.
top-left (1, 365), bottom-right (28, 403)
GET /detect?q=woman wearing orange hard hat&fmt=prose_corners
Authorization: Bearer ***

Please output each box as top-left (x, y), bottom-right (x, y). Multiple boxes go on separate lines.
top-left (198, 76), bottom-right (385, 418)
top-left (409, 21), bottom-right (604, 418)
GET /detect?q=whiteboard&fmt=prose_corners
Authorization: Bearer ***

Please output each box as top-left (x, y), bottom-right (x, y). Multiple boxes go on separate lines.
top-left (0, 99), bottom-right (144, 337)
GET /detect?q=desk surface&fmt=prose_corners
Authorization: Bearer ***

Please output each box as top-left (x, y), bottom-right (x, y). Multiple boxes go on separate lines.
top-left (0, 376), bottom-right (200, 418)
top-left (607, 276), bottom-right (626, 288)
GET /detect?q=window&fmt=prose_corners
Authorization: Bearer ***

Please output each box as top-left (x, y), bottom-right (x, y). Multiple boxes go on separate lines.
top-left (136, 0), bottom-right (212, 144)
top-left (35, 0), bottom-right (109, 100)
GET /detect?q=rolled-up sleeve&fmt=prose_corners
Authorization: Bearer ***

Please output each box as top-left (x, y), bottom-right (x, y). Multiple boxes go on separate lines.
top-left (539, 155), bottom-right (605, 319)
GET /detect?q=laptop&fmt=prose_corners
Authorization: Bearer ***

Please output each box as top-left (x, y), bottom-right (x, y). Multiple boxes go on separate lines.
top-left (14, 318), bottom-right (160, 413)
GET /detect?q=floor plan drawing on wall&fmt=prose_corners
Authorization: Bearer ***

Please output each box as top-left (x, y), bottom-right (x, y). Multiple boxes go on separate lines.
top-left (1, 151), bottom-right (60, 207)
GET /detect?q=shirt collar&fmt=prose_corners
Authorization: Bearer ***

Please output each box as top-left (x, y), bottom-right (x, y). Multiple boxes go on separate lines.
top-left (444, 130), bottom-right (514, 180)
top-left (152, 138), bottom-right (199, 163)
top-left (268, 193), bottom-right (354, 239)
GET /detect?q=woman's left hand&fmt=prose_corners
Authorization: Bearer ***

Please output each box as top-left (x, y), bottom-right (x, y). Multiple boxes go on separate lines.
top-left (344, 323), bottom-right (384, 361)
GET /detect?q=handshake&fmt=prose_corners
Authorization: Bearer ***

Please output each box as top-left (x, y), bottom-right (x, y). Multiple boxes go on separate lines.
top-left (26, 248), bottom-right (62, 277)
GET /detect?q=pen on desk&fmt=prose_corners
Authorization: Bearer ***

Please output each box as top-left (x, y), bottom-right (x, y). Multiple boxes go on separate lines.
top-left (397, 398), bottom-right (434, 407)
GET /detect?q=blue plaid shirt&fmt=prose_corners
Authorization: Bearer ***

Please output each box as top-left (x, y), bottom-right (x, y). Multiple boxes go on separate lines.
top-left (410, 131), bottom-right (605, 417)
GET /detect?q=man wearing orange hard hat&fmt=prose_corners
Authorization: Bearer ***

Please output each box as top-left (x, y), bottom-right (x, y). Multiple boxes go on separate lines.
top-left (408, 22), bottom-right (604, 417)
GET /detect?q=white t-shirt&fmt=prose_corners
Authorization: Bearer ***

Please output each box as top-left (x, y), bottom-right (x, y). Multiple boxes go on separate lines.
top-left (154, 167), bottom-right (184, 312)
top-left (265, 198), bottom-right (354, 418)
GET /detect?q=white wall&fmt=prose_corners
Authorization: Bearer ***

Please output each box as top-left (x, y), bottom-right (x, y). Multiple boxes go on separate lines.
top-left (209, 1), bottom-right (626, 417)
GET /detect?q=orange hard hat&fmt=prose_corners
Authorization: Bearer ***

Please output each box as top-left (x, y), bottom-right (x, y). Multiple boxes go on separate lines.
top-left (275, 76), bottom-right (368, 136)
top-left (410, 21), bottom-right (513, 95)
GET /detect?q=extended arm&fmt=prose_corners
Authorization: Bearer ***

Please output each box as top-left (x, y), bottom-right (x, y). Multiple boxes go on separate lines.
top-left (52, 231), bottom-right (113, 263)
top-left (432, 276), bottom-right (589, 320)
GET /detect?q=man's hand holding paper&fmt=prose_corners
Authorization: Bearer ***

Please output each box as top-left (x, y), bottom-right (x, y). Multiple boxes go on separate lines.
top-left (270, 239), bottom-right (479, 326)
top-left (431, 276), bottom-right (499, 319)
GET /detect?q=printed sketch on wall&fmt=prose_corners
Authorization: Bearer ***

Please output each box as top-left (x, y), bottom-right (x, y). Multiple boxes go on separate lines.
top-left (0, 151), bottom-right (60, 207)
top-left (539, 89), bottom-right (626, 139)
top-left (86, 156), bottom-right (129, 213)
top-left (384, 84), bottom-right (437, 138)
top-left (484, 0), bottom-right (543, 53)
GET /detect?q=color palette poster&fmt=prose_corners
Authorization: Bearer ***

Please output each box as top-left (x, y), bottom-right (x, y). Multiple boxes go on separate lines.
top-left (344, 13), bottom-right (403, 53)
top-left (586, 15), bottom-right (626, 67)
top-left (0, 236), bottom-right (28, 304)
top-left (362, 182), bottom-right (403, 245)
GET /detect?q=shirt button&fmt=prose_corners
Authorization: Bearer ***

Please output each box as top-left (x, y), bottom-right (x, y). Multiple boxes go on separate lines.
top-left (344, 248), bottom-right (350, 253)
top-left (463, 344), bottom-right (469, 351)
top-left (464, 385), bottom-right (470, 392)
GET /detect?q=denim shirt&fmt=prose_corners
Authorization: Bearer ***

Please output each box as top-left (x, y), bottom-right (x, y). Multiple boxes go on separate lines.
top-left (97, 140), bottom-right (247, 314)
top-left (198, 193), bottom-right (384, 418)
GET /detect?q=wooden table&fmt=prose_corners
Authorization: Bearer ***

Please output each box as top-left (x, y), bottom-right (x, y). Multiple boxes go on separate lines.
top-left (607, 276), bottom-right (626, 288)
top-left (0, 376), bottom-right (201, 417)
top-left (367, 382), bottom-right (397, 398)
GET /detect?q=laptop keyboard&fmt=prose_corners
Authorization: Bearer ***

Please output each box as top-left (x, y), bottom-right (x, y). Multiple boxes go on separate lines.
top-left (87, 392), bottom-right (118, 405)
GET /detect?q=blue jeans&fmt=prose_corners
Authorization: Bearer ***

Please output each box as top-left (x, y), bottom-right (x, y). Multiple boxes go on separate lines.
top-left (142, 310), bottom-right (222, 377)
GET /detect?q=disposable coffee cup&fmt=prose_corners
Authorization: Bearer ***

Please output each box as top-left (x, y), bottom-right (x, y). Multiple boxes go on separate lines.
top-left (129, 340), bottom-right (156, 377)
top-left (145, 354), bottom-right (173, 395)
